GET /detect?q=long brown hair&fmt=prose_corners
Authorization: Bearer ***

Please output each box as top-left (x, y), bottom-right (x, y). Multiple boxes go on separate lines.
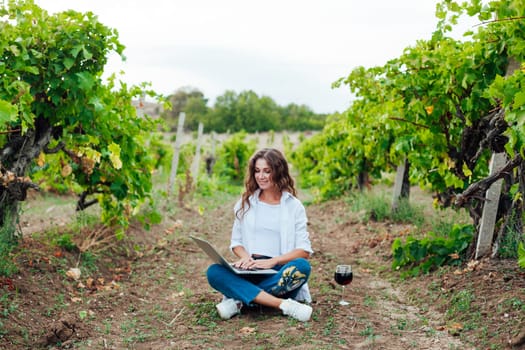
top-left (236, 148), bottom-right (296, 219)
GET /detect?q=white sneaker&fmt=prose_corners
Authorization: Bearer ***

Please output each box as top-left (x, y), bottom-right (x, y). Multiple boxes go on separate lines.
top-left (216, 298), bottom-right (242, 320)
top-left (279, 299), bottom-right (312, 322)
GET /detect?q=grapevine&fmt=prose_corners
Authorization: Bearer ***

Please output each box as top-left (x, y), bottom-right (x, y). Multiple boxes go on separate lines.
top-left (0, 0), bottom-right (167, 237)
top-left (292, 0), bottom-right (525, 258)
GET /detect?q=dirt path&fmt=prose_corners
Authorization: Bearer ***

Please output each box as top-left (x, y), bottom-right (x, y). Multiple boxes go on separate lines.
top-left (3, 194), bottom-right (475, 349)
top-left (104, 198), bottom-right (470, 349)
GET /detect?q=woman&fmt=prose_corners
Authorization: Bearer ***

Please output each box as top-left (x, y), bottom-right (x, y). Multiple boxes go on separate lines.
top-left (206, 148), bottom-right (313, 322)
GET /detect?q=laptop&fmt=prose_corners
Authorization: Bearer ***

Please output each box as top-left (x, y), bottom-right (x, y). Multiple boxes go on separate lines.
top-left (190, 236), bottom-right (278, 275)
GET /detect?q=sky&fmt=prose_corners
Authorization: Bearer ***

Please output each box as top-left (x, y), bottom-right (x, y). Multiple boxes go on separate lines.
top-left (34, 0), bottom-right (476, 114)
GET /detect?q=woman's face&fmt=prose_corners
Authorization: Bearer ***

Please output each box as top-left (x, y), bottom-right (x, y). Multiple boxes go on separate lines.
top-left (254, 158), bottom-right (274, 191)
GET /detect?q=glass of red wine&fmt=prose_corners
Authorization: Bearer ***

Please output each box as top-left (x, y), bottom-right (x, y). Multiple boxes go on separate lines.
top-left (334, 264), bottom-right (353, 306)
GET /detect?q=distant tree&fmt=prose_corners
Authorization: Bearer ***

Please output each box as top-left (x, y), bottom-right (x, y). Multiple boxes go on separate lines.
top-left (185, 95), bottom-right (209, 131)
top-left (281, 103), bottom-right (326, 130)
top-left (164, 87), bottom-right (207, 131)
top-left (255, 95), bottom-right (281, 131)
top-left (181, 89), bottom-right (326, 133)
top-left (236, 90), bottom-right (279, 132)
top-left (208, 90), bottom-right (239, 133)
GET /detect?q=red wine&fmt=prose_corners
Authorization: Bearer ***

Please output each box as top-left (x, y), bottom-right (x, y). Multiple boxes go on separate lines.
top-left (334, 271), bottom-right (353, 285)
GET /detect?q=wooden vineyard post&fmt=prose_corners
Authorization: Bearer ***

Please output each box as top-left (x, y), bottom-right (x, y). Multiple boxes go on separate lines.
top-left (167, 112), bottom-right (185, 197)
top-left (475, 153), bottom-right (506, 258)
top-left (211, 131), bottom-right (216, 159)
top-left (205, 131), bottom-right (217, 176)
top-left (475, 58), bottom-right (520, 259)
top-left (391, 157), bottom-right (409, 211)
top-left (191, 122), bottom-right (204, 180)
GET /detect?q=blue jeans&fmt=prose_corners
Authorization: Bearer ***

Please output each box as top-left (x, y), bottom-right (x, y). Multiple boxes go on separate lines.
top-left (206, 258), bottom-right (311, 305)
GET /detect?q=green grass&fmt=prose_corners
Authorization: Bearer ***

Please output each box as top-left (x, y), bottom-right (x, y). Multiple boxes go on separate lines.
top-left (446, 289), bottom-right (475, 319)
top-left (347, 191), bottom-right (425, 228)
top-left (498, 226), bottom-right (524, 259)
top-left (189, 300), bottom-right (219, 329)
top-left (19, 193), bottom-right (76, 217)
top-left (345, 186), bottom-right (470, 237)
top-left (363, 295), bottom-right (376, 307)
top-left (503, 297), bottom-right (524, 311)
top-left (359, 324), bottom-right (377, 339)
top-left (0, 216), bottom-right (19, 276)
top-left (322, 316), bottom-right (336, 336)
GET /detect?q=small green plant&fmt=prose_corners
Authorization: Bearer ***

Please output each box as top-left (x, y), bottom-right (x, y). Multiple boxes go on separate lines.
top-left (53, 233), bottom-right (77, 251)
top-left (447, 289), bottom-right (475, 319)
top-left (431, 218), bottom-right (465, 238)
top-left (0, 215), bottom-right (18, 277)
top-left (395, 318), bottom-right (408, 330)
top-left (363, 295), bottom-right (376, 307)
top-left (0, 293), bottom-right (17, 317)
top-left (79, 251), bottom-right (99, 273)
top-left (54, 293), bottom-right (67, 310)
top-left (454, 292), bottom-right (474, 316)
top-left (277, 328), bottom-right (304, 346)
top-left (189, 301), bottom-right (218, 329)
top-left (518, 242), bottom-right (525, 268)
top-left (391, 223), bottom-right (474, 276)
top-left (391, 199), bottom-right (425, 227)
top-left (359, 324), bottom-right (377, 339)
top-left (0, 320), bottom-right (6, 337)
top-left (124, 330), bottom-right (149, 344)
top-left (503, 297), bottom-right (524, 311)
top-left (498, 226), bottom-right (523, 259)
top-left (0, 240), bottom-right (17, 277)
top-left (103, 319), bottom-right (112, 334)
top-left (350, 192), bottom-right (390, 222)
top-left (120, 318), bottom-right (137, 333)
top-left (322, 316), bottom-right (335, 336)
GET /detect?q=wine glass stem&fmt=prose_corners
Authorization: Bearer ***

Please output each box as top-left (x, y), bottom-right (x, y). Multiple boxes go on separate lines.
top-left (341, 286), bottom-right (345, 302)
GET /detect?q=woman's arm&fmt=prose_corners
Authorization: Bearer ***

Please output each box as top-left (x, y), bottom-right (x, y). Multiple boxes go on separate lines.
top-left (293, 202), bottom-right (313, 255)
top-left (275, 248), bottom-right (309, 264)
top-left (249, 248), bottom-right (309, 270)
top-left (230, 207), bottom-right (243, 252)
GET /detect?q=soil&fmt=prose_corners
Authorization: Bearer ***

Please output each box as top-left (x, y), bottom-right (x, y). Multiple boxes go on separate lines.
top-left (1, 188), bottom-right (524, 349)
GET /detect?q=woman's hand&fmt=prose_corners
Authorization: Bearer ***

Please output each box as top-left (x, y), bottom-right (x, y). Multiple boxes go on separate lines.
top-left (232, 257), bottom-right (255, 270)
top-left (232, 256), bottom-right (278, 270)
